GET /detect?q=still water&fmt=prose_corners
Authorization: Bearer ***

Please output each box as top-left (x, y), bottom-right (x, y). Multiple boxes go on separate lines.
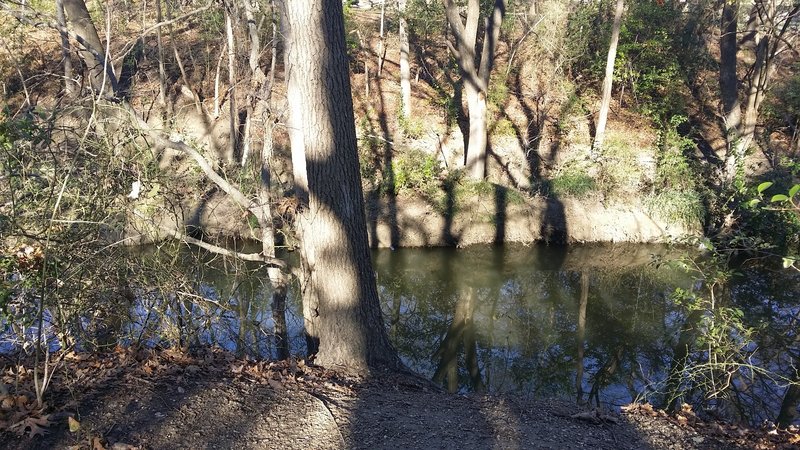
top-left (130, 243), bottom-right (799, 425)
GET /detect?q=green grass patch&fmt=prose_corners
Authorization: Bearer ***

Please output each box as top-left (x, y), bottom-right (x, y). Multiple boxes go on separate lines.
top-left (547, 171), bottom-right (596, 199)
top-left (644, 189), bottom-right (704, 228)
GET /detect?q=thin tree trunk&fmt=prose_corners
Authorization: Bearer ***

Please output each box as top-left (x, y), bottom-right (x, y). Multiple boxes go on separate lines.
top-left (592, 0), bottom-right (624, 152)
top-left (56, 0), bottom-right (74, 97)
top-left (241, 0), bottom-right (263, 168)
top-left (226, 2), bottom-right (239, 165)
top-left (282, 0), bottom-right (401, 372)
top-left (155, 0), bottom-right (168, 107)
top-left (377, 0), bottom-right (386, 77)
top-left (398, 0), bottom-right (411, 119)
top-left (214, 43), bottom-right (227, 118)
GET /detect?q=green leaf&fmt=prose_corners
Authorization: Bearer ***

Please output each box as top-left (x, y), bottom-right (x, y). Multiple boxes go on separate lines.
top-left (757, 181), bottom-right (773, 194)
top-left (783, 257), bottom-right (796, 269)
top-left (771, 194), bottom-right (789, 203)
top-left (789, 184), bottom-right (800, 199)
top-left (747, 199), bottom-right (761, 208)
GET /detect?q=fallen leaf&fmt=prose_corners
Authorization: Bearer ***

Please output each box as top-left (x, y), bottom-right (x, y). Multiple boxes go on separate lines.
top-left (68, 416), bottom-right (81, 433)
top-left (93, 436), bottom-right (107, 450)
top-left (10, 414), bottom-right (51, 438)
top-left (14, 395), bottom-right (28, 408)
top-left (111, 442), bottom-right (139, 450)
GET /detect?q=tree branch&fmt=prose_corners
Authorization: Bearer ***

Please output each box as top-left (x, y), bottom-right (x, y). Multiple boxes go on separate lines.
top-left (132, 210), bottom-right (286, 267)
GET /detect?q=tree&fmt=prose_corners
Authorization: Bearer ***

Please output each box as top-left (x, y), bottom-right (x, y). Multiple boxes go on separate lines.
top-left (592, 0), bottom-right (624, 152)
top-left (443, 0), bottom-right (506, 180)
top-left (61, 0), bottom-right (118, 96)
top-left (721, 0), bottom-right (800, 182)
top-left (282, 0), bottom-right (402, 372)
top-left (399, 0), bottom-right (412, 119)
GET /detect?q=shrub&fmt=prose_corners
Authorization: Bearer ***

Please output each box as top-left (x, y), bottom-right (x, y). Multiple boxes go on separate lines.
top-left (398, 114), bottom-right (426, 140)
top-left (386, 148), bottom-right (443, 196)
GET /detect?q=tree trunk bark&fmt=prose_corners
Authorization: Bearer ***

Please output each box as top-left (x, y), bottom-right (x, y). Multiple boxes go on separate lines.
top-left (719, 0), bottom-right (740, 135)
top-left (398, 0), bottom-right (411, 119)
top-left (225, 2), bottom-right (239, 165)
top-left (592, 0), bottom-right (624, 152)
top-left (62, 0), bottom-right (118, 95)
top-left (56, 0), bottom-right (75, 97)
top-left (443, 0), bottom-right (505, 180)
top-left (155, 0), bottom-right (168, 108)
top-left (282, 0), bottom-right (401, 372)
top-left (464, 82), bottom-right (488, 178)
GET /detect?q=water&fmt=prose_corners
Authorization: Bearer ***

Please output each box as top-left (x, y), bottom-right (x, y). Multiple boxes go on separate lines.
top-left (6, 242), bottom-right (800, 425)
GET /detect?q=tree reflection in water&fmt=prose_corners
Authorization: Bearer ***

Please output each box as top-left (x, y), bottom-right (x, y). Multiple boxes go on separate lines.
top-left (374, 244), bottom-right (800, 426)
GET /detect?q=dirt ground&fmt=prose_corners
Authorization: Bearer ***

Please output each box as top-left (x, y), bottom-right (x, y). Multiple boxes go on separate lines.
top-left (0, 348), bottom-right (797, 450)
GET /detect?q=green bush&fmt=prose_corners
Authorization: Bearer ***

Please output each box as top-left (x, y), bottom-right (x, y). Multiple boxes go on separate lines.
top-left (386, 148), bottom-right (443, 196)
top-left (398, 114), bottom-right (426, 140)
top-left (655, 116), bottom-right (699, 191)
top-left (490, 118), bottom-right (516, 137)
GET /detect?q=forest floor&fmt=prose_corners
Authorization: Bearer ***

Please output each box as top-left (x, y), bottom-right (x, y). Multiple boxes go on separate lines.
top-left (0, 348), bottom-right (797, 450)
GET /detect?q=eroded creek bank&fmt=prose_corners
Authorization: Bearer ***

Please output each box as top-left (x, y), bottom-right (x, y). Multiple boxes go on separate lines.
top-left (122, 189), bottom-right (699, 247)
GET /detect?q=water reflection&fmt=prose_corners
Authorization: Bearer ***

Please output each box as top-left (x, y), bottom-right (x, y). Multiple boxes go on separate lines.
top-left (10, 242), bottom-right (796, 425)
top-left (374, 245), bottom-right (691, 408)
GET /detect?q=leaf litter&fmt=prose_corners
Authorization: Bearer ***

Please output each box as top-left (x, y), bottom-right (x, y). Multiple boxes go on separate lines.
top-left (0, 346), bottom-right (797, 449)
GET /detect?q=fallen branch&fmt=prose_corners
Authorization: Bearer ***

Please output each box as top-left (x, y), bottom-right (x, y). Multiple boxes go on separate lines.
top-left (132, 210), bottom-right (286, 268)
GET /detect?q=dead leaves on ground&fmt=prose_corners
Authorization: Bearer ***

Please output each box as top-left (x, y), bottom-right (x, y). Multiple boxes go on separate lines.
top-left (0, 388), bottom-right (53, 438)
top-left (621, 402), bottom-right (800, 449)
top-left (1, 346), bottom-right (355, 442)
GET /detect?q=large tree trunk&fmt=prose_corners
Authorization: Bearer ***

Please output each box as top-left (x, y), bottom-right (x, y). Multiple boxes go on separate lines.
top-left (398, 0), bottom-right (411, 119)
top-left (592, 0), bottom-right (624, 152)
top-left (443, 0), bottom-right (505, 180)
top-left (62, 0), bottom-right (118, 95)
top-left (282, 0), bottom-right (401, 372)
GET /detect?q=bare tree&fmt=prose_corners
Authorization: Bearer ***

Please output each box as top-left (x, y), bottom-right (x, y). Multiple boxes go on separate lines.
top-left (721, 0), bottom-right (800, 182)
top-left (592, 0), bottom-right (624, 152)
top-left (399, 0), bottom-right (412, 119)
top-left (443, 0), bottom-right (506, 180)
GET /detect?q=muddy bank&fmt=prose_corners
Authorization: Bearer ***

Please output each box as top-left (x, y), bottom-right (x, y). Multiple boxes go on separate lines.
top-left (121, 189), bottom-right (699, 248)
top-left (365, 194), bottom-right (699, 248)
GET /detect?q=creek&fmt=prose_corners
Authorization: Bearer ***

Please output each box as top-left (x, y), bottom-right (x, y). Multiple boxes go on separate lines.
top-left (109, 243), bottom-right (800, 425)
